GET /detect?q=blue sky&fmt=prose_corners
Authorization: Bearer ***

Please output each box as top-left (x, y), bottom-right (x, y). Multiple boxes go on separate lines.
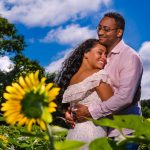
top-left (0, 0), bottom-right (150, 99)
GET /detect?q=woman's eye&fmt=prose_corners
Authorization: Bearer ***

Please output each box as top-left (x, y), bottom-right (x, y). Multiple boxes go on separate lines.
top-left (98, 51), bottom-right (102, 55)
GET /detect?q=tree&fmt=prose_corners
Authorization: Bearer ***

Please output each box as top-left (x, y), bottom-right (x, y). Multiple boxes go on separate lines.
top-left (12, 54), bottom-right (44, 79)
top-left (141, 99), bottom-right (150, 118)
top-left (0, 16), bottom-right (26, 55)
top-left (0, 17), bottom-right (44, 103)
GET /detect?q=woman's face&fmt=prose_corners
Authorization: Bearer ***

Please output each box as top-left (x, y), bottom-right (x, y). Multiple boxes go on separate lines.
top-left (85, 43), bottom-right (107, 69)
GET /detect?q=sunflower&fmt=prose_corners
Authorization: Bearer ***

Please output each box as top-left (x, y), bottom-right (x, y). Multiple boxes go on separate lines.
top-left (1, 70), bottom-right (60, 132)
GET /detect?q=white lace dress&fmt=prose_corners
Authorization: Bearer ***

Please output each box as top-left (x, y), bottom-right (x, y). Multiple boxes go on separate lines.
top-left (62, 70), bottom-right (111, 145)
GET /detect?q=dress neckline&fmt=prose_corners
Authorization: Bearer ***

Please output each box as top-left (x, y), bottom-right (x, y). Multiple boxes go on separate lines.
top-left (68, 69), bottom-right (105, 88)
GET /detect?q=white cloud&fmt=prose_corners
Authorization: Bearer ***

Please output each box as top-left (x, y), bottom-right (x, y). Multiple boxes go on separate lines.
top-left (139, 41), bottom-right (150, 100)
top-left (0, 0), bottom-right (111, 27)
top-left (45, 57), bottom-right (64, 74)
top-left (0, 56), bottom-right (14, 73)
top-left (40, 24), bottom-right (97, 46)
top-left (45, 49), bottom-right (72, 73)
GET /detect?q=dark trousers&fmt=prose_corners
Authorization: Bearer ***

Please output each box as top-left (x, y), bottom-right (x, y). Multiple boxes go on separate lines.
top-left (125, 142), bottom-right (139, 150)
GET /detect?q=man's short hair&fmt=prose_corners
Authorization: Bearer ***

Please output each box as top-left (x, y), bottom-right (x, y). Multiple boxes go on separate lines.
top-left (104, 12), bottom-right (125, 31)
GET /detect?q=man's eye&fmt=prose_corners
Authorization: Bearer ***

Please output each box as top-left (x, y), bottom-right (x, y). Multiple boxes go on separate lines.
top-left (104, 27), bottom-right (110, 32)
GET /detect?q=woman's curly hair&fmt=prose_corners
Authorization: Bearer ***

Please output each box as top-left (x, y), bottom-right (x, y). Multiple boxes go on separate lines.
top-left (56, 39), bottom-right (100, 109)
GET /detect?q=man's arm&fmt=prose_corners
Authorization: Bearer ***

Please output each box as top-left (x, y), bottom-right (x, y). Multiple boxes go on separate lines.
top-left (75, 79), bottom-right (114, 122)
top-left (88, 54), bottom-right (143, 119)
top-left (75, 53), bottom-right (143, 120)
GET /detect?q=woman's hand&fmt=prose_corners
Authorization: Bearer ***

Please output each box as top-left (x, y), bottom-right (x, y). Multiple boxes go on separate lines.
top-left (65, 106), bottom-right (75, 128)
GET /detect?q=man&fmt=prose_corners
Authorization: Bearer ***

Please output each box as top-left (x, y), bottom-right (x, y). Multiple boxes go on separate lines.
top-left (65, 12), bottom-right (143, 150)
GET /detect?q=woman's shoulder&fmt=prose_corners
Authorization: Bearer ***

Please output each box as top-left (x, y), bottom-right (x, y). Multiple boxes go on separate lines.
top-left (69, 69), bottom-right (101, 86)
top-left (85, 69), bottom-right (110, 84)
top-left (68, 69), bottom-right (110, 89)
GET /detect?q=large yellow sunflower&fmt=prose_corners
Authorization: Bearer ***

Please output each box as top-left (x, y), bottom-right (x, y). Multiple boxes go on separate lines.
top-left (1, 70), bottom-right (60, 132)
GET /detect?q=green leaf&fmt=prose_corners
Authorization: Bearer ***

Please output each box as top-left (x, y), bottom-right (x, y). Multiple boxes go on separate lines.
top-left (54, 140), bottom-right (85, 150)
top-left (0, 116), bottom-right (5, 122)
top-left (42, 107), bottom-right (52, 123)
top-left (51, 126), bottom-right (68, 135)
top-left (92, 118), bottom-right (122, 132)
top-left (89, 137), bottom-right (113, 150)
top-left (92, 115), bottom-right (150, 145)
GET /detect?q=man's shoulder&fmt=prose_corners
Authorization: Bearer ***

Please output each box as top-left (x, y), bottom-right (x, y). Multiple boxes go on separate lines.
top-left (120, 42), bottom-right (139, 58)
top-left (122, 41), bottom-right (135, 51)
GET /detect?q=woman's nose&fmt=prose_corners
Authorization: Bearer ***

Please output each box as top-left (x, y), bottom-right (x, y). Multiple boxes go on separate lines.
top-left (101, 53), bottom-right (107, 59)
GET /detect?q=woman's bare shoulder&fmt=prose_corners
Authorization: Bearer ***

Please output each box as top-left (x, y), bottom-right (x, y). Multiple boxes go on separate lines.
top-left (69, 69), bottom-right (100, 85)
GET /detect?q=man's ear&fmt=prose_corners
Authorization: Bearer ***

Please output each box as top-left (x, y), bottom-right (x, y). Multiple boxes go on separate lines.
top-left (117, 29), bottom-right (123, 38)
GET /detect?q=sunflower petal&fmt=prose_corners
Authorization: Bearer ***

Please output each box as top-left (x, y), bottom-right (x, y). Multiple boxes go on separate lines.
top-left (27, 119), bottom-right (36, 132)
top-left (12, 83), bottom-right (25, 95)
top-left (29, 73), bottom-right (36, 86)
top-left (37, 119), bottom-right (46, 130)
top-left (48, 87), bottom-right (60, 101)
top-left (41, 77), bottom-right (47, 84)
top-left (6, 86), bottom-right (20, 95)
top-left (3, 93), bottom-right (23, 100)
top-left (19, 76), bottom-right (28, 89)
top-left (25, 76), bottom-right (32, 88)
top-left (45, 83), bottom-right (53, 91)
top-left (49, 102), bottom-right (57, 108)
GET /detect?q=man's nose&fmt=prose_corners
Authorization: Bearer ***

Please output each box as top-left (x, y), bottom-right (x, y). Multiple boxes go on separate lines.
top-left (98, 30), bottom-right (105, 37)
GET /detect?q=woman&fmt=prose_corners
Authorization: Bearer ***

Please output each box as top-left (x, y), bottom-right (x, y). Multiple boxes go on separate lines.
top-left (56, 39), bottom-right (113, 145)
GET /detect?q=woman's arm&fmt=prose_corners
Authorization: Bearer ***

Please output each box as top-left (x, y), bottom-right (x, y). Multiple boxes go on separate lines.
top-left (95, 82), bottom-right (113, 101)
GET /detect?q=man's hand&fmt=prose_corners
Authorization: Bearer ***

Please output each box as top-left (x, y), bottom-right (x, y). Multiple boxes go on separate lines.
top-left (65, 107), bottom-right (75, 128)
top-left (75, 104), bottom-right (92, 122)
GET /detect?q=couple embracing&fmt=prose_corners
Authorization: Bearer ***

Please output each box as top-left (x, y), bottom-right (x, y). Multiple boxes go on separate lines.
top-left (57, 12), bottom-right (143, 150)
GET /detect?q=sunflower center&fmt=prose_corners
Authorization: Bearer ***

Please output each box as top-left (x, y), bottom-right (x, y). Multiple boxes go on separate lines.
top-left (21, 91), bottom-right (47, 119)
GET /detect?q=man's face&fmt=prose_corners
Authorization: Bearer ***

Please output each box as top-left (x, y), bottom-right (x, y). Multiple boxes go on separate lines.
top-left (97, 16), bottom-right (122, 47)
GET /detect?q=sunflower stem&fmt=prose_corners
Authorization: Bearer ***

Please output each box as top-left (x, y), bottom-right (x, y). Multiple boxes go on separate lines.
top-left (46, 122), bottom-right (54, 150)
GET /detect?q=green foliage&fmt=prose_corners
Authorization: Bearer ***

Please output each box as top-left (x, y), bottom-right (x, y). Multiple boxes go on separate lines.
top-left (0, 124), bottom-right (48, 149)
top-left (89, 137), bottom-right (113, 150)
top-left (46, 72), bottom-right (57, 83)
top-left (141, 99), bottom-right (150, 118)
top-left (91, 115), bottom-right (150, 149)
top-left (0, 119), bottom-right (68, 149)
top-left (54, 140), bottom-right (85, 150)
top-left (0, 17), bottom-right (26, 55)
top-left (12, 54), bottom-right (44, 79)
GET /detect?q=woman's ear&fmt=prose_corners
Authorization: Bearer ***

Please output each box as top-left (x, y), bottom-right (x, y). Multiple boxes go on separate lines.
top-left (84, 52), bottom-right (89, 59)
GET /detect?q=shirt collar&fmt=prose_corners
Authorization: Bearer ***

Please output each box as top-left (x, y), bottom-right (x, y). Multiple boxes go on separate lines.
top-left (109, 40), bottom-right (125, 54)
